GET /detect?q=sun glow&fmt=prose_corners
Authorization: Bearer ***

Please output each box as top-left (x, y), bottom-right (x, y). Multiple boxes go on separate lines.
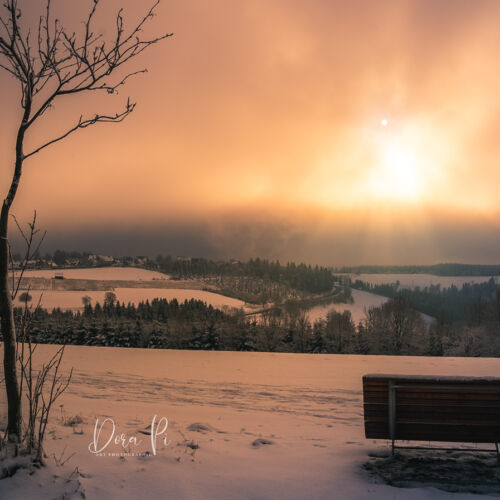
top-left (370, 145), bottom-right (421, 201)
top-left (366, 120), bottom-right (428, 203)
top-left (306, 116), bottom-right (454, 211)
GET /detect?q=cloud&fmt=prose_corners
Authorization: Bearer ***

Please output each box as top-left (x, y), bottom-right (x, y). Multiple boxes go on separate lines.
top-left (3, 0), bottom-right (500, 264)
top-left (8, 206), bottom-right (500, 266)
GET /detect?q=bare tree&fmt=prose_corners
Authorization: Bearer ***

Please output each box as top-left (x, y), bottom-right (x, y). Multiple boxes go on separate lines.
top-left (0, 0), bottom-right (172, 444)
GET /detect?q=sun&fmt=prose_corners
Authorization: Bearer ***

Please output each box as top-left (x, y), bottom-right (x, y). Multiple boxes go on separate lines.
top-left (312, 117), bottom-right (448, 210)
top-left (368, 122), bottom-right (422, 202)
top-left (383, 146), bottom-right (420, 198)
top-left (369, 146), bottom-right (421, 202)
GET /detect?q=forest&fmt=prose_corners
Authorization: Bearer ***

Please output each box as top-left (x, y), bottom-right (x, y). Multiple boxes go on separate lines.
top-left (156, 256), bottom-right (335, 293)
top-left (7, 290), bottom-right (500, 357)
top-left (337, 263), bottom-right (500, 276)
top-left (351, 278), bottom-right (498, 323)
top-left (25, 251), bottom-right (336, 295)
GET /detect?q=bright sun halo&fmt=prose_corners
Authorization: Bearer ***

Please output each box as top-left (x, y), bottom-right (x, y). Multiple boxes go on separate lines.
top-left (369, 124), bottom-right (422, 202)
top-left (382, 146), bottom-right (420, 199)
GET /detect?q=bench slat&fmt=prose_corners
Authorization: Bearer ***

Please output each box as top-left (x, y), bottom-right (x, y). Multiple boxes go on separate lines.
top-left (365, 421), bottom-right (500, 442)
top-left (363, 374), bottom-right (500, 444)
top-left (364, 406), bottom-right (500, 422)
top-left (363, 394), bottom-right (500, 406)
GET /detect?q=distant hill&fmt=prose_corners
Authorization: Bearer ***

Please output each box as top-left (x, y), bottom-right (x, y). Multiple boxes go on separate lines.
top-left (334, 263), bottom-right (500, 276)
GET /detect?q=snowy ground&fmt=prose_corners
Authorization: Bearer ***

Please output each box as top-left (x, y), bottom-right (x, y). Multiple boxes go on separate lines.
top-left (1, 346), bottom-right (499, 499)
top-left (306, 289), bottom-right (434, 324)
top-left (16, 267), bottom-right (170, 281)
top-left (307, 288), bottom-right (389, 324)
top-left (22, 286), bottom-right (388, 323)
top-left (20, 288), bottom-right (246, 312)
top-left (17, 267), bottom-right (434, 323)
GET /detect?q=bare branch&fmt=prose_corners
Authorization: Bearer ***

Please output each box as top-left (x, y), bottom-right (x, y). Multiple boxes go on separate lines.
top-left (9, 211), bottom-right (45, 300)
top-left (19, 0), bottom-right (172, 131)
top-left (24, 98), bottom-right (136, 160)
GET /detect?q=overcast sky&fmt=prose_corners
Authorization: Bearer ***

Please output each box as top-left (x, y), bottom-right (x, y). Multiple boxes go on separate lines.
top-left (2, 0), bottom-right (500, 264)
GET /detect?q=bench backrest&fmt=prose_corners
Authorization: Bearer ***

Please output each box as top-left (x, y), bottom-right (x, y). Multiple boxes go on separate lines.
top-left (363, 374), bottom-right (500, 444)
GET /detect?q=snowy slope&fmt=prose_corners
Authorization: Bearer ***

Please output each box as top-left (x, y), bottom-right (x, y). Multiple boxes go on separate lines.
top-left (1, 346), bottom-right (498, 499)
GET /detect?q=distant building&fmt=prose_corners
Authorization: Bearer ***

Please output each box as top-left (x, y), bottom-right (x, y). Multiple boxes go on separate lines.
top-left (98, 255), bottom-right (115, 263)
top-left (87, 254), bottom-right (115, 265)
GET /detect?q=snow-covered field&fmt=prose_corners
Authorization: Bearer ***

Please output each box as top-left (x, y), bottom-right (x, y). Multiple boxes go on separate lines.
top-left (15, 268), bottom-right (451, 323)
top-left (307, 289), bottom-right (389, 324)
top-left (17, 267), bottom-right (170, 281)
top-left (1, 345), bottom-right (498, 499)
top-left (21, 288), bottom-right (246, 311)
top-left (21, 269), bottom-right (499, 289)
top-left (342, 274), bottom-right (499, 289)
top-left (307, 289), bottom-right (433, 325)
top-left (19, 287), bottom-right (428, 324)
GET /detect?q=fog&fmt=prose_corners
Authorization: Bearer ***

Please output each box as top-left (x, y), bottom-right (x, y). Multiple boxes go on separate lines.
top-left (10, 209), bottom-right (500, 266)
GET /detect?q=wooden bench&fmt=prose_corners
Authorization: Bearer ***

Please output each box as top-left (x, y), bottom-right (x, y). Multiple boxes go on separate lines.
top-left (363, 374), bottom-right (500, 458)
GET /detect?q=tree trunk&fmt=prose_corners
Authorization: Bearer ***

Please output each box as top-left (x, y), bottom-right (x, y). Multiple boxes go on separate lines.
top-left (0, 77), bottom-right (31, 444)
top-left (0, 203), bottom-right (21, 441)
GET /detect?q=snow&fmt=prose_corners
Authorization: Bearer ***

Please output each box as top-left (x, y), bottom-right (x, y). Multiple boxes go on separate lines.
top-left (20, 286), bottom-right (391, 322)
top-left (307, 289), bottom-right (389, 324)
top-left (17, 269), bottom-right (442, 323)
top-left (21, 288), bottom-right (246, 311)
top-left (307, 289), bottom-right (434, 325)
top-left (17, 267), bottom-right (170, 281)
top-left (1, 345), bottom-right (499, 499)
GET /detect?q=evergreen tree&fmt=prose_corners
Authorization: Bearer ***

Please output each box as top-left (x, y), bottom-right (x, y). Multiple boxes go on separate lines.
top-left (310, 321), bottom-right (326, 353)
top-left (204, 321), bottom-right (219, 350)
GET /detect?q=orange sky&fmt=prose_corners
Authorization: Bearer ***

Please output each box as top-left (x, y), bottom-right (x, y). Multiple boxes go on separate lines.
top-left (2, 0), bottom-right (500, 264)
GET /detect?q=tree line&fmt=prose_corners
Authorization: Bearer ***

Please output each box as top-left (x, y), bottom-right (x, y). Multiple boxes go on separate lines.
top-left (351, 278), bottom-right (498, 323)
top-left (20, 250), bottom-right (336, 295)
top-left (155, 256), bottom-right (335, 293)
top-left (336, 264), bottom-right (500, 276)
top-left (7, 293), bottom-right (500, 357)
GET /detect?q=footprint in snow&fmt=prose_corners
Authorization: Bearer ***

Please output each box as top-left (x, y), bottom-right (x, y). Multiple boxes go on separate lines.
top-left (187, 422), bottom-right (226, 434)
top-left (186, 422), bottom-right (213, 434)
top-left (252, 438), bottom-right (274, 448)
